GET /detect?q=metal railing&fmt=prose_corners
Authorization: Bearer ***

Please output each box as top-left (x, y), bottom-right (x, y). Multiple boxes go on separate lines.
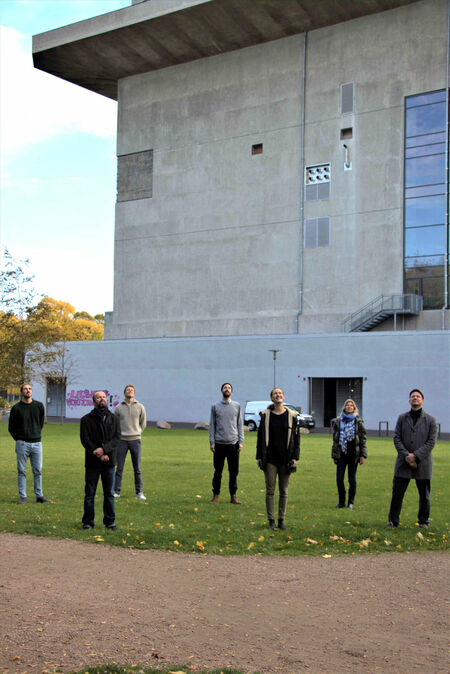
top-left (342, 294), bottom-right (423, 332)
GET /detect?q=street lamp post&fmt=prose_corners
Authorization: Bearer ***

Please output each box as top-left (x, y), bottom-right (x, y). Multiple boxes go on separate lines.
top-left (268, 349), bottom-right (280, 389)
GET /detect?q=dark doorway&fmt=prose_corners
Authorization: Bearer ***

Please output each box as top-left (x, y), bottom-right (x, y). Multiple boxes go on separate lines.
top-left (323, 378), bottom-right (337, 427)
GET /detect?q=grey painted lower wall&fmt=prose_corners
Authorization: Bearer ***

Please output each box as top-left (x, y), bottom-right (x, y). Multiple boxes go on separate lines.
top-left (32, 330), bottom-right (449, 433)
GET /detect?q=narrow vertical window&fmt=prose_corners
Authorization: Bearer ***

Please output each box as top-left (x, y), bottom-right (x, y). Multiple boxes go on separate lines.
top-left (340, 82), bottom-right (354, 114)
top-left (404, 90), bottom-right (448, 309)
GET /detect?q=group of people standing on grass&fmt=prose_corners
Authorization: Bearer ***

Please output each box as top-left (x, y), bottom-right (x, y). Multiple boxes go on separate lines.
top-left (8, 382), bottom-right (437, 532)
top-left (208, 383), bottom-right (437, 531)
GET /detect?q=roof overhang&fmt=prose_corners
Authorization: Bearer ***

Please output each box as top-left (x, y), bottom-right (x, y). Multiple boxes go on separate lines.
top-left (32, 0), bottom-right (422, 100)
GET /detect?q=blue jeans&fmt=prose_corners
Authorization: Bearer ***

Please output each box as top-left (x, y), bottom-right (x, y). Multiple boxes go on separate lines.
top-left (336, 454), bottom-right (358, 506)
top-left (15, 441), bottom-right (43, 498)
top-left (82, 467), bottom-right (115, 527)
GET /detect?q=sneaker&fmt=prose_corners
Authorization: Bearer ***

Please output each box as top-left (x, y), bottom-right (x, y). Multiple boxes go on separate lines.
top-left (136, 492), bottom-right (147, 501)
top-left (36, 496), bottom-right (50, 503)
top-left (347, 504), bottom-right (354, 510)
top-left (113, 492), bottom-right (120, 498)
top-left (18, 497), bottom-right (27, 504)
top-left (334, 504), bottom-right (345, 509)
top-left (384, 522), bottom-right (398, 528)
top-left (82, 524), bottom-right (93, 530)
top-left (418, 523), bottom-right (429, 528)
top-left (106, 524), bottom-right (118, 531)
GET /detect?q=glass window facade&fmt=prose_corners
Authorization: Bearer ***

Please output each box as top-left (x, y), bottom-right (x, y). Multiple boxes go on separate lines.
top-left (404, 90), bottom-right (449, 310)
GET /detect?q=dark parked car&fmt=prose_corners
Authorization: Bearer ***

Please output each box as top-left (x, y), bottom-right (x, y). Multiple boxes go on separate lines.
top-left (285, 404), bottom-right (315, 430)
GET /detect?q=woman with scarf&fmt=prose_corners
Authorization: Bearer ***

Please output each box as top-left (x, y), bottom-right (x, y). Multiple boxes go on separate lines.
top-left (331, 399), bottom-right (367, 509)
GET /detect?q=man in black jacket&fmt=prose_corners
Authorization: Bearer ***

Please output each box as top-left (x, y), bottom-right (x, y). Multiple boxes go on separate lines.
top-left (80, 390), bottom-right (121, 530)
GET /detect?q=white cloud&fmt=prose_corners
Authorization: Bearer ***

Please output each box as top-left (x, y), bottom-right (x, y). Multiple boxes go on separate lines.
top-left (0, 25), bottom-right (117, 159)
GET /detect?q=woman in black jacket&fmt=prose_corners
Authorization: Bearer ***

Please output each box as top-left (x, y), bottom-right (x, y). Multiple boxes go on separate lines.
top-left (331, 399), bottom-right (367, 509)
top-left (256, 388), bottom-right (300, 530)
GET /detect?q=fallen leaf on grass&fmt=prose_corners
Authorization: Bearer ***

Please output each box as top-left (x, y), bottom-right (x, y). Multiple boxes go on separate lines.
top-left (248, 542), bottom-right (255, 549)
top-left (258, 535), bottom-right (264, 542)
top-left (384, 539), bottom-right (392, 546)
top-left (416, 531), bottom-right (424, 540)
top-left (196, 540), bottom-right (205, 551)
top-left (322, 554), bottom-right (332, 558)
top-left (306, 538), bottom-right (318, 545)
top-left (359, 539), bottom-right (371, 548)
top-left (94, 537), bottom-right (104, 542)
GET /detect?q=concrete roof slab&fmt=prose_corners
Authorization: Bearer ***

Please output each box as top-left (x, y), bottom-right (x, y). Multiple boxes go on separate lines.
top-left (32, 0), bottom-right (421, 100)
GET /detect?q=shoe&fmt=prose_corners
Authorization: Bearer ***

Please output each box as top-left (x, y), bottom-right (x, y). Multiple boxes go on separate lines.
top-left (106, 524), bottom-right (118, 531)
top-left (268, 519), bottom-right (276, 530)
top-left (384, 522), bottom-right (398, 528)
top-left (82, 524), bottom-right (93, 530)
top-left (278, 519), bottom-right (287, 530)
top-left (334, 504), bottom-right (345, 508)
top-left (36, 496), bottom-right (50, 503)
top-left (230, 495), bottom-right (242, 504)
top-left (136, 492), bottom-right (147, 501)
top-left (113, 492), bottom-right (120, 498)
top-left (210, 495), bottom-right (219, 503)
top-left (418, 523), bottom-right (429, 528)
top-left (347, 504), bottom-right (354, 510)
top-left (18, 497), bottom-right (27, 504)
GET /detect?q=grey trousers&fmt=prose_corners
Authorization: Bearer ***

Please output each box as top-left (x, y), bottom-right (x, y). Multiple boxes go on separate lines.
top-left (114, 439), bottom-right (143, 494)
top-left (264, 463), bottom-right (291, 521)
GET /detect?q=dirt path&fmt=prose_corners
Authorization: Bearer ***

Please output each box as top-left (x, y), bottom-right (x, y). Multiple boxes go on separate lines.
top-left (1, 533), bottom-right (448, 673)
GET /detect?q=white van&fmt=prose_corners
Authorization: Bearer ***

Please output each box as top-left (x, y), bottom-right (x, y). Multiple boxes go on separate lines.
top-left (244, 401), bottom-right (272, 431)
top-left (244, 401), bottom-right (316, 431)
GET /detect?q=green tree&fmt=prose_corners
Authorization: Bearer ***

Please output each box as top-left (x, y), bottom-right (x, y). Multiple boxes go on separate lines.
top-left (0, 249), bottom-right (52, 388)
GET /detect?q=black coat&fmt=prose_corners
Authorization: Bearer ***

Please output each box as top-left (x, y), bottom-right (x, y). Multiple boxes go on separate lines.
top-left (80, 409), bottom-right (120, 469)
top-left (331, 415), bottom-right (367, 464)
top-left (256, 407), bottom-right (300, 471)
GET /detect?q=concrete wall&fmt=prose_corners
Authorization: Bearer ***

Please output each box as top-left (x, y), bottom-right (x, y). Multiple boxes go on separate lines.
top-left (106, 0), bottom-right (449, 340)
top-left (31, 331), bottom-right (450, 433)
top-left (300, 0), bottom-right (448, 332)
top-left (110, 34), bottom-right (303, 339)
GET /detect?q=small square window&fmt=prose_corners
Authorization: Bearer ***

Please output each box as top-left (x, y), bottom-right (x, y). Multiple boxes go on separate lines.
top-left (340, 127), bottom-right (353, 140)
top-left (252, 143), bottom-right (263, 155)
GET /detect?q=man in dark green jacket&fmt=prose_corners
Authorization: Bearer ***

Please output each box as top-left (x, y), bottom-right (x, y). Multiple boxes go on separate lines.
top-left (8, 384), bottom-right (50, 505)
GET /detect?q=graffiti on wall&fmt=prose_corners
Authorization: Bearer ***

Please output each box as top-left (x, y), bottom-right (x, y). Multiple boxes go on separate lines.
top-left (66, 389), bottom-right (120, 409)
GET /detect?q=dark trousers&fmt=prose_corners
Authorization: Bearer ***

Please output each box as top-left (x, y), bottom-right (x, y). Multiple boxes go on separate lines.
top-left (83, 467), bottom-right (115, 527)
top-left (114, 439), bottom-right (143, 494)
top-left (388, 476), bottom-right (431, 526)
top-left (336, 454), bottom-right (358, 506)
top-left (212, 443), bottom-right (239, 496)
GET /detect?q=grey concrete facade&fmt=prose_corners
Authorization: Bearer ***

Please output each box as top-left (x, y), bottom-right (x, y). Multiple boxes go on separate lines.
top-left (30, 1), bottom-right (449, 429)
top-left (109, 0), bottom-right (449, 338)
top-left (31, 330), bottom-right (450, 433)
top-left (33, 0), bottom-right (449, 340)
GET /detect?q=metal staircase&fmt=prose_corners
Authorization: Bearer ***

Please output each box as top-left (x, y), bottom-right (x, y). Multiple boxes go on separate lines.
top-left (342, 294), bottom-right (423, 332)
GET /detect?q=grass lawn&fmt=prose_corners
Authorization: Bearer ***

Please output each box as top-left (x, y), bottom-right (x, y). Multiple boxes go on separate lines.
top-left (0, 421), bottom-right (448, 556)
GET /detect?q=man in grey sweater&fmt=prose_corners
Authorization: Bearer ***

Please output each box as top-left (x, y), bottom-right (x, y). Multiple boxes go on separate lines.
top-left (113, 385), bottom-right (147, 500)
top-left (209, 382), bottom-right (244, 504)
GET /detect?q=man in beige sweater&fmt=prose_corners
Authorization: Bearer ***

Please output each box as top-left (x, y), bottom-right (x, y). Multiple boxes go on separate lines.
top-left (113, 385), bottom-right (147, 500)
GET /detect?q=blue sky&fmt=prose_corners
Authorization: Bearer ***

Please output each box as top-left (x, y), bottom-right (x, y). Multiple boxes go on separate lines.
top-left (0, 0), bottom-right (130, 316)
